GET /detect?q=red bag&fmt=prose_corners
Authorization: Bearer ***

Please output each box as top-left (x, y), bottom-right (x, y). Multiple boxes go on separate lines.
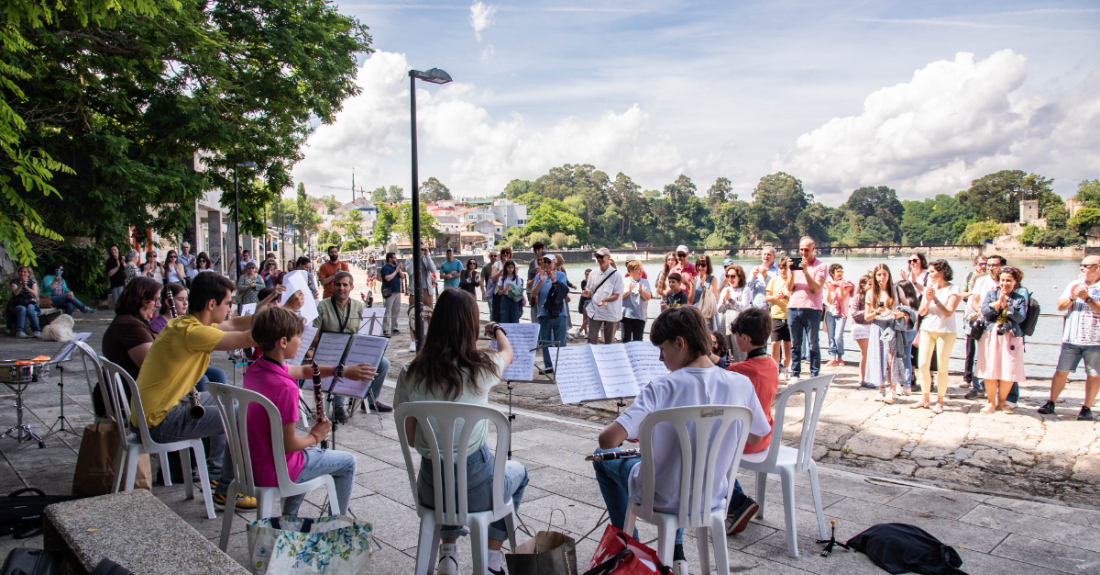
top-left (585, 525), bottom-right (671, 575)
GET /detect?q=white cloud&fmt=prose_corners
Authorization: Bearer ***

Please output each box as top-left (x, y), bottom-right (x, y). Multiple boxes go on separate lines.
top-left (773, 50), bottom-right (1100, 203)
top-left (469, 1), bottom-right (496, 42)
top-left (292, 51), bottom-right (687, 198)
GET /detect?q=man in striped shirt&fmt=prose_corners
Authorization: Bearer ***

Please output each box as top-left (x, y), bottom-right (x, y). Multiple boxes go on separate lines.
top-left (1040, 255), bottom-right (1100, 420)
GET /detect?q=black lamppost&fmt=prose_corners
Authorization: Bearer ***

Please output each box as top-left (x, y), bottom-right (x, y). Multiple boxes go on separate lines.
top-left (233, 161), bottom-right (256, 279)
top-left (409, 68), bottom-right (452, 348)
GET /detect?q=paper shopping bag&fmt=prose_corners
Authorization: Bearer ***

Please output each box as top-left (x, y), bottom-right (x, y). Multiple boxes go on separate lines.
top-left (72, 422), bottom-right (121, 496)
top-left (585, 525), bottom-right (670, 575)
top-left (506, 529), bottom-right (578, 575)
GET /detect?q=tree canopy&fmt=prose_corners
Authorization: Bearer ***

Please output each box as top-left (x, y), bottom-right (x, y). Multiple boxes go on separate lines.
top-left (419, 177), bottom-right (451, 202)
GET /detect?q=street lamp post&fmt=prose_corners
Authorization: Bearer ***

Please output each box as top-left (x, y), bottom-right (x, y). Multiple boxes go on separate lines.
top-left (233, 161), bottom-right (256, 280)
top-left (409, 68), bottom-right (452, 349)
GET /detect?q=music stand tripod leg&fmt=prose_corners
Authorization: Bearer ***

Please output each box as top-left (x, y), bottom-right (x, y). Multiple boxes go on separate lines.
top-left (45, 365), bottom-right (79, 438)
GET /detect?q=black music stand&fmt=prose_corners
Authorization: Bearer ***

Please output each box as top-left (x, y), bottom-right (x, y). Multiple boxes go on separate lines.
top-left (503, 340), bottom-right (562, 459)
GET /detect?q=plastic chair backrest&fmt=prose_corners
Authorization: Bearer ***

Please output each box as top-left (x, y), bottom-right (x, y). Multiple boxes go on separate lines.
top-left (760, 374), bottom-right (833, 473)
top-left (394, 402), bottom-right (511, 527)
top-left (72, 341), bottom-right (105, 403)
top-left (636, 405), bottom-right (754, 529)
top-left (206, 382), bottom-right (298, 496)
top-left (100, 359), bottom-right (135, 437)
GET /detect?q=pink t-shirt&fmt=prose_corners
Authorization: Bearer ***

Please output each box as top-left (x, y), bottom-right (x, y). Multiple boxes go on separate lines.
top-left (788, 257), bottom-right (828, 310)
top-left (243, 357), bottom-right (304, 486)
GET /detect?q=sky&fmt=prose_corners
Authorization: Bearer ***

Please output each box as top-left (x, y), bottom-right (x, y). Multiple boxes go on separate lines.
top-left (290, 1), bottom-right (1100, 207)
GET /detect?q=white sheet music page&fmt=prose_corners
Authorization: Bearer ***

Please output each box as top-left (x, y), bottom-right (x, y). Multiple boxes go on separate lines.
top-left (288, 326), bottom-right (318, 367)
top-left (50, 332), bottom-right (92, 364)
top-left (553, 346), bottom-right (605, 404)
top-left (489, 323), bottom-right (541, 381)
top-left (358, 308), bottom-right (384, 336)
top-left (280, 270), bottom-right (319, 322)
top-left (330, 334), bottom-right (389, 397)
top-left (624, 341), bottom-right (667, 387)
top-left (239, 303), bottom-right (257, 316)
top-left (313, 332), bottom-right (352, 390)
top-left (589, 344), bottom-right (639, 398)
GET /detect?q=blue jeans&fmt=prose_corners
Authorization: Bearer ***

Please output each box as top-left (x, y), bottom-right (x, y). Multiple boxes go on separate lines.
top-left (902, 329), bottom-right (918, 385)
top-left (6, 304), bottom-right (41, 333)
top-left (282, 447), bottom-right (357, 516)
top-left (538, 315), bottom-right (568, 369)
top-left (592, 447), bottom-right (683, 545)
top-left (727, 480), bottom-right (747, 511)
top-left (334, 356), bottom-right (390, 411)
top-left (824, 311), bottom-right (846, 361)
top-left (50, 293), bottom-right (87, 315)
top-left (196, 366), bottom-right (227, 393)
top-left (417, 443), bottom-right (529, 541)
top-left (788, 308), bottom-right (822, 378)
top-left (146, 391), bottom-right (235, 496)
top-left (499, 297), bottom-right (522, 324)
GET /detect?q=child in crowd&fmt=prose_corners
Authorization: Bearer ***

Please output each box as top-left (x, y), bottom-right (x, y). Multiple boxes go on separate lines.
top-left (243, 307), bottom-right (358, 516)
top-left (662, 273), bottom-right (688, 310)
top-left (767, 257), bottom-right (792, 380)
top-left (723, 307), bottom-right (778, 536)
top-left (591, 306), bottom-right (770, 575)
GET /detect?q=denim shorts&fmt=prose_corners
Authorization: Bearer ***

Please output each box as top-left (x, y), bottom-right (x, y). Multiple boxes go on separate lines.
top-left (1056, 343), bottom-right (1100, 376)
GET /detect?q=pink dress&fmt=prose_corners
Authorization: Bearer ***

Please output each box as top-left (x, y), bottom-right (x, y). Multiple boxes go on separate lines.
top-left (976, 328), bottom-right (1026, 382)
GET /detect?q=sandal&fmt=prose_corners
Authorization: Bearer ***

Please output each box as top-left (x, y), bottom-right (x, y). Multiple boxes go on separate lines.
top-left (1000, 404), bottom-right (1014, 414)
top-left (909, 401), bottom-right (931, 410)
top-left (931, 403), bottom-right (943, 414)
top-left (980, 403), bottom-right (997, 414)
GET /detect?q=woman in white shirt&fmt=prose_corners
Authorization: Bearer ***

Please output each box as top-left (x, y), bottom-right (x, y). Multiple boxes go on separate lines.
top-left (163, 250), bottom-right (185, 286)
top-left (718, 265), bottom-right (754, 363)
top-left (913, 260), bottom-right (961, 413)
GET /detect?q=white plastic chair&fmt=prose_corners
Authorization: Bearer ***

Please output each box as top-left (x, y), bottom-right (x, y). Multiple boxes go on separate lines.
top-left (741, 374), bottom-right (834, 557)
top-left (205, 382), bottom-right (340, 551)
top-left (623, 405), bottom-right (755, 575)
top-left (72, 341), bottom-right (113, 425)
top-left (395, 402), bottom-right (518, 575)
top-left (100, 359), bottom-right (216, 519)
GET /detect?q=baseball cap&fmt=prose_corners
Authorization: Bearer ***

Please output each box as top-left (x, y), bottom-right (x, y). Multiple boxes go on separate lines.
top-left (676, 245), bottom-right (690, 255)
top-left (722, 258), bottom-right (734, 267)
top-left (542, 253), bottom-right (559, 262)
top-left (594, 247), bottom-right (612, 259)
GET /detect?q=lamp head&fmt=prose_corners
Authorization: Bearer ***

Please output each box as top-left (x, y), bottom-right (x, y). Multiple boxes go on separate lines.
top-left (236, 161), bottom-right (257, 168)
top-left (410, 68), bottom-right (452, 84)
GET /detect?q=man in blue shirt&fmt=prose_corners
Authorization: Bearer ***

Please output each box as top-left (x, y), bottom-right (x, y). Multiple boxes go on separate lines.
top-left (531, 253), bottom-right (568, 373)
top-left (380, 252), bottom-right (404, 336)
top-left (439, 248), bottom-right (463, 290)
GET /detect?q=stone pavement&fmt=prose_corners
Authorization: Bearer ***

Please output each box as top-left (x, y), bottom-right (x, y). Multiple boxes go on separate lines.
top-left (0, 310), bottom-right (1098, 572)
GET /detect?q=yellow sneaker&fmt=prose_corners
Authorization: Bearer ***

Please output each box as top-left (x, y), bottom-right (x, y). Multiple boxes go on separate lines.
top-left (213, 492), bottom-right (258, 510)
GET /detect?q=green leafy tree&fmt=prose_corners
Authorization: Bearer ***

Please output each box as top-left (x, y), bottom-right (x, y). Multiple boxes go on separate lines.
top-left (960, 220), bottom-right (1006, 244)
top-left (419, 177), bottom-right (451, 202)
top-left (1070, 207), bottom-right (1100, 231)
top-left (528, 232), bottom-right (551, 248)
top-left (295, 183), bottom-right (322, 248)
top-left (503, 179), bottom-right (533, 200)
top-left (746, 172), bottom-right (810, 245)
top-left (370, 186), bottom-right (388, 203)
top-left (386, 185), bottom-right (405, 203)
top-left (372, 203), bottom-right (397, 246)
top-left (524, 203), bottom-right (590, 244)
top-left (395, 202), bottom-right (439, 244)
top-left (550, 232), bottom-right (570, 248)
top-left (899, 194), bottom-right (972, 245)
top-left (335, 208), bottom-right (364, 248)
top-left (706, 177), bottom-right (732, 208)
top-left (1019, 224), bottom-right (1039, 245)
top-left (1073, 179), bottom-right (1100, 209)
top-left (957, 170), bottom-right (1057, 223)
top-left (663, 174), bottom-right (698, 205)
top-left (319, 194), bottom-right (340, 213)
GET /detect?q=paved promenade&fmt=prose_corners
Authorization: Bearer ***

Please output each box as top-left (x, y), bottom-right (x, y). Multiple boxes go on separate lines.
top-left (0, 310), bottom-right (1096, 573)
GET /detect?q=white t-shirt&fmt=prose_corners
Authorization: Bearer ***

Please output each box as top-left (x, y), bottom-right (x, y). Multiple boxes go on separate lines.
top-left (588, 267), bottom-right (625, 322)
top-left (920, 283), bottom-right (961, 334)
top-left (969, 275), bottom-right (998, 315)
top-left (1061, 279), bottom-right (1100, 346)
top-left (615, 367), bottom-right (771, 514)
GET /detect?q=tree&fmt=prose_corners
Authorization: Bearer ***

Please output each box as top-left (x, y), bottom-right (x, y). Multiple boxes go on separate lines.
top-left (550, 232), bottom-right (572, 248)
top-left (957, 170), bottom-right (1057, 223)
top-left (837, 186), bottom-right (904, 244)
top-left (959, 220), bottom-right (1006, 244)
top-left (386, 185), bottom-right (405, 203)
top-left (372, 203), bottom-right (397, 246)
top-left (319, 195), bottom-right (340, 213)
top-left (528, 232), bottom-right (551, 248)
top-left (663, 174), bottom-right (698, 205)
top-left (419, 177), bottom-right (451, 202)
top-left (1070, 207), bottom-right (1100, 231)
top-left (524, 203), bottom-right (589, 244)
top-left (335, 208), bottom-right (365, 248)
top-left (1020, 224), bottom-right (1040, 245)
top-left (395, 203), bottom-right (439, 244)
top-left (503, 179), bottom-right (533, 200)
top-left (295, 183), bottom-right (322, 248)
top-left (370, 186), bottom-right (388, 203)
top-left (706, 177), bottom-right (732, 208)
top-left (1073, 179), bottom-right (1100, 209)
top-left (746, 172), bottom-right (810, 245)
top-left (899, 194), bottom-right (972, 245)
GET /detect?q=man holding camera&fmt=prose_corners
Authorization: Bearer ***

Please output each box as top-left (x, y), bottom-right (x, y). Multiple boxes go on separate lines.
top-left (785, 236), bottom-right (827, 383)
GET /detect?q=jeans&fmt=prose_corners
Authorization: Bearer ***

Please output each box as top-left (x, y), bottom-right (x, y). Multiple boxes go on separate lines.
top-left (196, 366), bottom-right (228, 393)
top-left (282, 447), bottom-right (357, 516)
top-left (499, 297), bottom-right (522, 324)
top-left (824, 311), bottom-right (846, 361)
top-left (146, 392), bottom-right (235, 496)
top-left (901, 329), bottom-right (918, 385)
top-left (788, 308), bottom-right (822, 378)
top-left (6, 304), bottom-right (41, 334)
top-left (621, 318), bottom-right (645, 343)
top-left (491, 294), bottom-right (502, 323)
top-left (591, 447), bottom-right (683, 545)
top-left (417, 443), bottom-right (528, 541)
top-left (538, 315), bottom-right (568, 369)
top-left (335, 356), bottom-right (391, 411)
top-left (50, 293), bottom-right (87, 315)
top-left (727, 480), bottom-right (747, 511)
top-left (383, 293), bottom-right (401, 334)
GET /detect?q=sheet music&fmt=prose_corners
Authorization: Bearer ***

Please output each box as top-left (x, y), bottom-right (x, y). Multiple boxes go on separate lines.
top-left (312, 332), bottom-right (351, 389)
top-left (589, 344), bottom-right (640, 398)
top-left (330, 334), bottom-right (389, 397)
top-left (624, 341), bottom-right (667, 387)
top-left (358, 307), bottom-right (384, 336)
top-left (49, 332), bottom-right (91, 364)
top-left (288, 326), bottom-right (318, 367)
top-left (553, 346), bottom-right (606, 404)
top-left (239, 303), bottom-right (257, 316)
top-left (281, 270), bottom-right (319, 322)
top-left (488, 323), bottom-right (541, 381)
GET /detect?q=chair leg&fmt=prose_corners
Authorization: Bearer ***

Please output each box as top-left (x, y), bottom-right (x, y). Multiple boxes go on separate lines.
top-left (623, 508), bottom-right (637, 539)
top-left (779, 469), bottom-right (799, 558)
top-left (257, 492), bottom-right (274, 520)
top-left (112, 445), bottom-right (127, 493)
top-left (193, 443), bottom-right (215, 520)
top-left (413, 513), bottom-right (437, 575)
top-left (696, 525), bottom-right (711, 575)
top-left (709, 512), bottom-right (730, 575)
top-left (808, 463), bottom-right (828, 540)
top-left (504, 513), bottom-right (517, 551)
top-left (754, 471), bottom-right (767, 519)
top-left (159, 453), bottom-right (173, 486)
top-left (181, 449), bottom-right (194, 501)
top-left (124, 448), bottom-right (140, 491)
top-left (219, 479), bottom-right (240, 552)
top-left (655, 521), bottom-right (675, 568)
top-left (470, 517), bottom-right (490, 575)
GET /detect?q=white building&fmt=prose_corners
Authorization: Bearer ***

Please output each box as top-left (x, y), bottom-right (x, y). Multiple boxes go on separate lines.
top-left (472, 219), bottom-right (504, 241)
top-left (491, 199), bottom-right (527, 229)
top-left (452, 206), bottom-right (495, 226)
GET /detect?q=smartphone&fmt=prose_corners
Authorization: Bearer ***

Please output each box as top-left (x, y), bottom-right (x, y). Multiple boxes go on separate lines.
top-left (789, 257), bottom-right (803, 271)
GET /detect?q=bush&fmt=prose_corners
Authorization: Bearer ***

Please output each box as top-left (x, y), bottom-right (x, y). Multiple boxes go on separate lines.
top-left (1070, 207), bottom-right (1100, 231)
top-left (959, 220), bottom-right (1006, 244)
top-left (550, 232), bottom-right (570, 248)
top-left (528, 232), bottom-right (551, 248)
top-left (1020, 224), bottom-right (1039, 245)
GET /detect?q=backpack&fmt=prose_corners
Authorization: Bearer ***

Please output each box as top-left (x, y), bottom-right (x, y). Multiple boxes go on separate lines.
top-left (1020, 291), bottom-right (1040, 337)
top-left (544, 277), bottom-right (569, 318)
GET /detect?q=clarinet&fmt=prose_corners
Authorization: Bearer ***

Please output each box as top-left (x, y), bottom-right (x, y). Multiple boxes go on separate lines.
top-left (585, 448), bottom-right (640, 461)
top-left (311, 361), bottom-right (327, 449)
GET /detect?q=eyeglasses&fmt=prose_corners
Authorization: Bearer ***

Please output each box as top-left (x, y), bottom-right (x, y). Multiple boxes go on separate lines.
top-left (726, 274), bottom-right (736, 278)
top-left (1082, 264), bottom-right (1098, 270)
top-left (977, 263), bottom-right (987, 267)
top-left (799, 248), bottom-right (812, 252)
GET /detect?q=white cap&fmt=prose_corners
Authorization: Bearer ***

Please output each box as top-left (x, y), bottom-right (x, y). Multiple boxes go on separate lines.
top-left (676, 245), bottom-right (690, 255)
top-left (594, 247), bottom-right (612, 259)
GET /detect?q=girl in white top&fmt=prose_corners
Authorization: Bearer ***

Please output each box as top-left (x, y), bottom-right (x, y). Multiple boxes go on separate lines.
top-left (913, 260), bottom-right (962, 413)
top-left (718, 264), bottom-right (754, 362)
top-left (163, 250), bottom-right (185, 285)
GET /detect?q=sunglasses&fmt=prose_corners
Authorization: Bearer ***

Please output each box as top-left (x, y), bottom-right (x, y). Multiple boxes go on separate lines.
top-left (1082, 264), bottom-right (1099, 270)
top-left (977, 263), bottom-right (987, 267)
top-left (909, 258), bottom-right (920, 263)
top-left (726, 274), bottom-right (737, 278)
top-left (677, 253), bottom-right (687, 257)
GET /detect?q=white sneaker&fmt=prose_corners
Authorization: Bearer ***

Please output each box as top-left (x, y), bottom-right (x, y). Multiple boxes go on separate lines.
top-left (779, 368), bottom-right (789, 381)
top-left (673, 559), bottom-right (690, 575)
top-left (409, 342), bottom-right (417, 353)
top-left (788, 376), bottom-right (800, 385)
top-left (488, 549), bottom-right (508, 575)
top-left (437, 543), bottom-right (459, 575)
top-left (884, 387), bottom-right (896, 404)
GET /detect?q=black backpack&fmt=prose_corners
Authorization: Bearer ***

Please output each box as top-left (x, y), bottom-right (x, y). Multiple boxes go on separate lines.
top-left (544, 278), bottom-right (569, 319)
top-left (1020, 292), bottom-right (1040, 337)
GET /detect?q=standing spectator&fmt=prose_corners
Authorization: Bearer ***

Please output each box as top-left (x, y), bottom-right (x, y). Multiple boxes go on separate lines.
top-left (367, 254), bottom-right (378, 291)
top-left (194, 252), bottom-right (214, 275)
top-left (526, 241), bottom-right (547, 323)
top-left (42, 264), bottom-right (94, 315)
top-left (496, 260), bottom-right (525, 324)
top-left (693, 255), bottom-right (720, 330)
top-left (894, 280), bottom-right (921, 393)
top-left (489, 247), bottom-right (512, 322)
top-left (286, 259), bottom-right (297, 274)
top-left (481, 250), bottom-right (497, 310)
top-left (966, 255), bottom-right (1016, 402)
top-left (240, 249), bottom-right (258, 270)
top-left (318, 245), bottom-right (349, 300)
top-left (260, 260), bottom-right (279, 287)
top-left (439, 248), bottom-right (463, 291)
top-left (6, 266), bottom-right (41, 338)
top-left (717, 265), bottom-right (750, 362)
top-left (583, 248), bottom-right (624, 345)
top-left (671, 245), bottom-right (696, 303)
top-left (295, 256), bottom-right (320, 300)
top-left (1040, 255), bottom-right (1100, 420)
top-left (380, 252), bottom-right (403, 337)
top-left (163, 250), bottom-right (185, 286)
top-left (124, 249), bottom-right (141, 286)
top-left (532, 253), bottom-right (569, 372)
top-left (406, 246), bottom-right (438, 308)
top-left (555, 254), bottom-right (577, 333)
top-left (824, 264), bottom-right (854, 366)
top-left (977, 267), bottom-right (1027, 414)
top-left (914, 260), bottom-right (961, 414)
top-left (141, 250), bottom-right (163, 283)
top-left (864, 264), bottom-right (909, 404)
top-left (901, 252), bottom-right (930, 386)
top-left (177, 242), bottom-right (195, 276)
top-left (575, 268), bottom-right (593, 338)
top-left (757, 246), bottom-right (779, 280)
top-left (237, 262), bottom-right (264, 305)
top-left (655, 251), bottom-right (677, 299)
top-left (766, 258), bottom-right (792, 379)
top-left (106, 245), bottom-right (126, 307)
top-left (961, 255), bottom-right (987, 395)
top-left (459, 259), bottom-right (480, 298)
top-left (785, 236), bottom-right (827, 383)
top-left (621, 260), bottom-right (652, 343)
top-left (850, 275), bottom-right (874, 388)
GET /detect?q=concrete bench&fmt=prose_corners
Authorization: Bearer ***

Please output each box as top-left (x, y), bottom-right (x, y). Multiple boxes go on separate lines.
top-left (43, 490), bottom-right (249, 575)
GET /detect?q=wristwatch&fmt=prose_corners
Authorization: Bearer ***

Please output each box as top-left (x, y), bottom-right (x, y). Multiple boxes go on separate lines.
top-left (1086, 296), bottom-right (1094, 304)
top-left (492, 324), bottom-right (507, 336)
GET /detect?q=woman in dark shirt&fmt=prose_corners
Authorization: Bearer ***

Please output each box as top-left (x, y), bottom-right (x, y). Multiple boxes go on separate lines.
top-left (459, 258), bottom-right (480, 297)
top-left (98, 278), bottom-right (160, 416)
top-left (105, 245), bottom-right (126, 307)
top-left (7, 266), bottom-right (41, 338)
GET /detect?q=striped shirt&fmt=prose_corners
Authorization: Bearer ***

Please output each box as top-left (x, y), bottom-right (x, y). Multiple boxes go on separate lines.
top-left (1061, 280), bottom-right (1100, 346)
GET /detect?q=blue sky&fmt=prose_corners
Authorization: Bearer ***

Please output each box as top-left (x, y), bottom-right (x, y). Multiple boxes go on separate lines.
top-left (292, 1), bottom-right (1100, 205)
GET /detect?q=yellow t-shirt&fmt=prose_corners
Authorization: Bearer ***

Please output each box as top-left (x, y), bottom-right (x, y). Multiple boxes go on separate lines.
top-left (767, 276), bottom-right (789, 320)
top-left (131, 315), bottom-right (225, 428)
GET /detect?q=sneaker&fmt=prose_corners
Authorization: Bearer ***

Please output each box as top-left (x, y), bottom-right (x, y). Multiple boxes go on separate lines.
top-left (333, 406), bottom-right (349, 423)
top-left (725, 497), bottom-right (759, 535)
top-left (370, 401), bottom-right (393, 413)
top-left (436, 543), bottom-right (459, 575)
top-left (788, 376), bottom-right (800, 385)
top-left (32, 331), bottom-right (41, 338)
top-left (83, 307), bottom-right (97, 314)
top-left (884, 388), bottom-right (895, 404)
top-left (392, 329), bottom-right (401, 335)
top-left (779, 367), bottom-right (789, 381)
top-left (488, 549), bottom-right (508, 575)
top-left (1079, 407), bottom-right (1095, 421)
top-left (16, 332), bottom-right (27, 339)
top-left (213, 492), bottom-right (258, 510)
top-left (1038, 400), bottom-right (1056, 415)
top-left (672, 543), bottom-right (689, 575)
top-left (409, 342), bottom-right (417, 353)
top-left (964, 389), bottom-right (980, 400)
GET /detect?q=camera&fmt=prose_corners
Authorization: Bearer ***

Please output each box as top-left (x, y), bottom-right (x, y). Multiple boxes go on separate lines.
top-left (997, 322), bottom-right (1011, 337)
top-left (789, 257), bottom-right (803, 271)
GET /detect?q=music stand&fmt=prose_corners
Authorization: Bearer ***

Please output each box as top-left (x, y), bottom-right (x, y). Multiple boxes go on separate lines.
top-left (44, 334), bottom-right (91, 439)
top-left (503, 340), bottom-right (562, 459)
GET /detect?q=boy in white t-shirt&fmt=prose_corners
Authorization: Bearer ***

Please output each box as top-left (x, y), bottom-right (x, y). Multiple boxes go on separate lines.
top-left (591, 306), bottom-right (771, 573)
